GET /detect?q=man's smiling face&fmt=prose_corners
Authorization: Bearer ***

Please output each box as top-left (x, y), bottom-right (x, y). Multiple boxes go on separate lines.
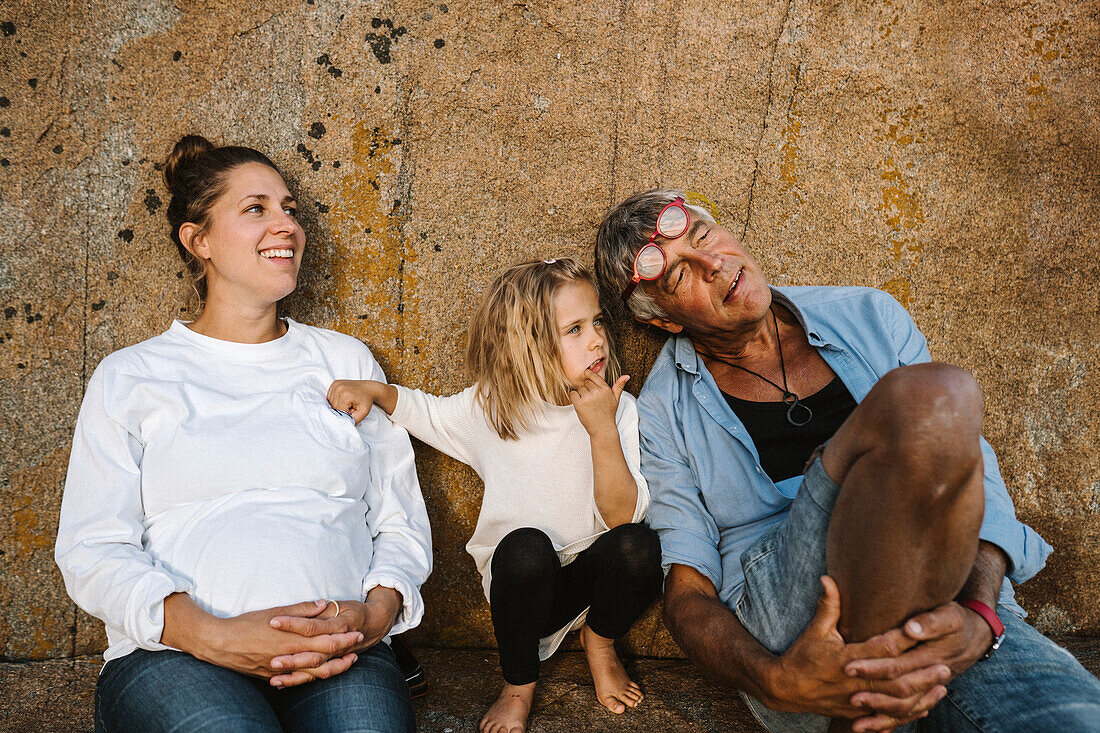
top-left (640, 209), bottom-right (772, 336)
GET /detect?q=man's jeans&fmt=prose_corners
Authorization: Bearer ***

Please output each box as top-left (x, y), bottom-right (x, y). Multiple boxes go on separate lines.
top-left (94, 643), bottom-right (415, 733)
top-left (735, 456), bottom-right (1100, 732)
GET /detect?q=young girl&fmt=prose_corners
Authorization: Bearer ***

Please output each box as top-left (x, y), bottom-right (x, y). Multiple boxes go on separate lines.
top-left (328, 258), bottom-right (662, 733)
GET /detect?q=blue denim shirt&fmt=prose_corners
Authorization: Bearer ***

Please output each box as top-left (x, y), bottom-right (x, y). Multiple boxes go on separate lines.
top-left (638, 285), bottom-right (1052, 618)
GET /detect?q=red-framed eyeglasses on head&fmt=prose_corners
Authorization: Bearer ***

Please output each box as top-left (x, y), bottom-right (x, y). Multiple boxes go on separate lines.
top-left (621, 196), bottom-right (691, 301)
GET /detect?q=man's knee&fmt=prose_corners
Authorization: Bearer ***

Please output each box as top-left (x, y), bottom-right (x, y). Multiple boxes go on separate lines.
top-left (865, 364), bottom-right (984, 477)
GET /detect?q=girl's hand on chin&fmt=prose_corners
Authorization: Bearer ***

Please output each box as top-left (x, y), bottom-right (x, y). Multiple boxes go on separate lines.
top-left (570, 371), bottom-right (630, 437)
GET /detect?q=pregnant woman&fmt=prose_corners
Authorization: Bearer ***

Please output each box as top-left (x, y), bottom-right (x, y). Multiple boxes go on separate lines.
top-left (54, 135), bottom-right (432, 732)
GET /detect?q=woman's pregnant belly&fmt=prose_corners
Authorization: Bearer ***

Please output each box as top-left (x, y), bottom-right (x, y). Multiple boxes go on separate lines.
top-left (144, 488), bottom-right (372, 618)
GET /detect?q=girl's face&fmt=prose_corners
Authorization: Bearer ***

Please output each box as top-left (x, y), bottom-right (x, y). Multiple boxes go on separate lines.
top-left (189, 162), bottom-right (305, 309)
top-left (554, 279), bottom-right (609, 390)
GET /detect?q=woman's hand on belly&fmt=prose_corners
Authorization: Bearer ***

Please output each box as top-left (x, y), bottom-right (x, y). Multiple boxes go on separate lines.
top-left (267, 586), bottom-right (404, 687)
top-left (162, 594), bottom-right (365, 683)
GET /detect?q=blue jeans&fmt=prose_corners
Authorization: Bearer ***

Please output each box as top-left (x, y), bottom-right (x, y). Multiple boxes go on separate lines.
top-left (734, 457), bottom-right (1100, 732)
top-left (94, 643), bottom-right (415, 733)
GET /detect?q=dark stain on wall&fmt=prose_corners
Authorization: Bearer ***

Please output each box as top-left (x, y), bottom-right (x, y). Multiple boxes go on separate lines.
top-left (296, 143), bottom-right (323, 171)
top-left (365, 18), bottom-right (407, 65)
top-left (144, 189), bottom-right (162, 213)
top-left (316, 54), bottom-right (343, 78)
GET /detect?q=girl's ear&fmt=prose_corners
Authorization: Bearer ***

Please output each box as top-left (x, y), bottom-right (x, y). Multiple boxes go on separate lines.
top-left (179, 223), bottom-right (210, 260)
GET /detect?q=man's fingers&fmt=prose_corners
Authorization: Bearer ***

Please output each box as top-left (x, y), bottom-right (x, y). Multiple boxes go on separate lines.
top-left (806, 576), bottom-right (842, 638)
top-left (846, 639), bottom-right (951, 680)
top-left (851, 663), bottom-right (951, 701)
top-left (851, 713), bottom-right (902, 733)
top-left (903, 603), bottom-right (964, 641)
top-left (846, 629), bottom-right (919, 673)
top-left (850, 684), bottom-right (946, 727)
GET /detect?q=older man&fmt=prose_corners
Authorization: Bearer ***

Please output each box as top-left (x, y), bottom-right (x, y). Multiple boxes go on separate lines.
top-left (594, 189), bottom-right (1100, 732)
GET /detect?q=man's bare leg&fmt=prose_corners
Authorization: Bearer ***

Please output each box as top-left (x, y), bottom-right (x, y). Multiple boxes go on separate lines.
top-left (820, 364), bottom-right (986, 730)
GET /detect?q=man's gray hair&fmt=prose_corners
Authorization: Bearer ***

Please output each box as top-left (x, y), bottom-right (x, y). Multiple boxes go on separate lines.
top-left (594, 188), bottom-right (716, 323)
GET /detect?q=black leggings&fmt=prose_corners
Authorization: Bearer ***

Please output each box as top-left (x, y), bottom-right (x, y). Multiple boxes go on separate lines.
top-left (489, 523), bottom-right (663, 685)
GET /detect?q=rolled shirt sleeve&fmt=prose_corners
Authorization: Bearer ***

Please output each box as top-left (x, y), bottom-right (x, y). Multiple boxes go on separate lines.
top-left (54, 363), bottom-right (194, 651)
top-left (638, 392), bottom-right (723, 591)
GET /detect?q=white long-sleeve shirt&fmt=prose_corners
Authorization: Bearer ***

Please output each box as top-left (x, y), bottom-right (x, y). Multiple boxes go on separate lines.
top-left (55, 319), bottom-right (432, 663)
top-left (390, 384), bottom-right (648, 658)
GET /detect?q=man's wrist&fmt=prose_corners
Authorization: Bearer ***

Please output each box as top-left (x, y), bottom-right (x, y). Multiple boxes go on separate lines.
top-left (958, 599), bottom-right (1002, 659)
top-left (752, 652), bottom-right (787, 710)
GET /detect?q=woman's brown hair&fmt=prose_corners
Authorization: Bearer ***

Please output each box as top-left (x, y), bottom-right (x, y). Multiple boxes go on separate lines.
top-left (465, 258), bottom-right (621, 440)
top-left (163, 135), bottom-right (282, 313)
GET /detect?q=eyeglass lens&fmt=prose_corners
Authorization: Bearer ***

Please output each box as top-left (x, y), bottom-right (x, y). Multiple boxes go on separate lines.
top-left (657, 204), bottom-right (689, 239)
top-left (635, 244), bottom-right (666, 279)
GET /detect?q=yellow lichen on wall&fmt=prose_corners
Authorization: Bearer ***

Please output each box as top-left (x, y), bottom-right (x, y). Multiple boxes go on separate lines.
top-left (327, 122), bottom-right (421, 371)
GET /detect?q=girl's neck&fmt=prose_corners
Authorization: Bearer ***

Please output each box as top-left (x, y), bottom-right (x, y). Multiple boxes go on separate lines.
top-left (185, 294), bottom-right (284, 344)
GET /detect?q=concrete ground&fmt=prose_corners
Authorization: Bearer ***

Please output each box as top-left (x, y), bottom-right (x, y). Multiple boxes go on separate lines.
top-left (2, 640), bottom-right (1099, 732)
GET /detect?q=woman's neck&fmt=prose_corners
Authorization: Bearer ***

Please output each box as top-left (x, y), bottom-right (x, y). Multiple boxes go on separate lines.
top-left (185, 295), bottom-right (284, 344)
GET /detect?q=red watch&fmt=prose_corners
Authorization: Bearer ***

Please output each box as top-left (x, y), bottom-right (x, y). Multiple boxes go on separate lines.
top-left (958, 598), bottom-right (1005, 659)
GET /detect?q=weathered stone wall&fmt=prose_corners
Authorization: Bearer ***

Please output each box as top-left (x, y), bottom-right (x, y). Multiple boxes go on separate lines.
top-left (1, 0), bottom-right (1096, 660)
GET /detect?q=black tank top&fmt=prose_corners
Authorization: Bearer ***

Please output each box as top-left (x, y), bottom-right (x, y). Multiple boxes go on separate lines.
top-left (722, 376), bottom-right (857, 483)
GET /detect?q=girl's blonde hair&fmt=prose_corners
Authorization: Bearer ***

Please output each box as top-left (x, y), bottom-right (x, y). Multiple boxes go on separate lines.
top-left (466, 258), bottom-right (622, 440)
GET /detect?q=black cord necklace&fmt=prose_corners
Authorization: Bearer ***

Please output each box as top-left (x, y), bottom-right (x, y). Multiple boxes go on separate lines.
top-left (720, 307), bottom-right (813, 427)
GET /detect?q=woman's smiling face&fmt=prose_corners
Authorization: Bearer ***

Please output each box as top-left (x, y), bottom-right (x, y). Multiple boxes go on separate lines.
top-left (190, 162), bottom-right (305, 308)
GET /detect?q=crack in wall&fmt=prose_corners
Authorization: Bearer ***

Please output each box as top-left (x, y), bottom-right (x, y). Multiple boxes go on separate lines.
top-left (608, 0), bottom-right (630, 206)
top-left (742, 0), bottom-right (793, 240)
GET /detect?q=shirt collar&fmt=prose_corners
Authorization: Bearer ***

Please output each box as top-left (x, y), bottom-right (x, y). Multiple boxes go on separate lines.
top-left (671, 286), bottom-right (834, 376)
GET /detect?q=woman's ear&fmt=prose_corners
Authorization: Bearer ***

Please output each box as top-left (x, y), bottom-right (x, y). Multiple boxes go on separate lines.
top-left (178, 222), bottom-right (209, 260)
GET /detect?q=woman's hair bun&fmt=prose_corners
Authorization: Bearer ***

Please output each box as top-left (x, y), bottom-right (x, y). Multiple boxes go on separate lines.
top-left (164, 135), bottom-right (216, 191)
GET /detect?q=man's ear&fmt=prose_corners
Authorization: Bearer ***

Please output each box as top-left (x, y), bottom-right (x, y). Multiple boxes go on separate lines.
top-left (178, 223), bottom-right (209, 261)
top-left (642, 316), bottom-right (684, 335)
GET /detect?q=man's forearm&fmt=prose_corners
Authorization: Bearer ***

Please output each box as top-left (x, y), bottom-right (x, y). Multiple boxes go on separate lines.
top-left (957, 540), bottom-right (1007, 608)
top-left (664, 583), bottom-right (778, 703)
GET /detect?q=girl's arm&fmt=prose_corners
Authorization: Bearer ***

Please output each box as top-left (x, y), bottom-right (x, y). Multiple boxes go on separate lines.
top-left (328, 379), bottom-right (398, 420)
top-left (570, 370), bottom-right (639, 527)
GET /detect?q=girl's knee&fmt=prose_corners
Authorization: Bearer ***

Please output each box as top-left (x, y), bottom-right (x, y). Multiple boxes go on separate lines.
top-left (492, 527), bottom-right (558, 585)
top-left (606, 524), bottom-right (662, 575)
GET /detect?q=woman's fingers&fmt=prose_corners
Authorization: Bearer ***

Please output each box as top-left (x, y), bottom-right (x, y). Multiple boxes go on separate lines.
top-left (270, 653), bottom-right (358, 688)
top-left (270, 650), bottom-right (328, 671)
top-left (271, 599), bottom-right (329, 619)
top-left (270, 613), bottom-right (353, 635)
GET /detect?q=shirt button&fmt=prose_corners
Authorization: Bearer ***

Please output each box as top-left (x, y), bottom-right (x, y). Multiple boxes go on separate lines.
top-left (757, 467), bottom-right (764, 474)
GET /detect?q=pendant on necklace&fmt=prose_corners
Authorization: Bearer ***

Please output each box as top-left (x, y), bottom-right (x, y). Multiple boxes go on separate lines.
top-left (782, 392), bottom-right (813, 426)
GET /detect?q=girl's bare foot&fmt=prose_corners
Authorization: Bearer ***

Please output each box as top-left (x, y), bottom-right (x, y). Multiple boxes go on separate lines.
top-left (580, 624), bottom-right (644, 714)
top-left (480, 681), bottom-right (536, 733)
